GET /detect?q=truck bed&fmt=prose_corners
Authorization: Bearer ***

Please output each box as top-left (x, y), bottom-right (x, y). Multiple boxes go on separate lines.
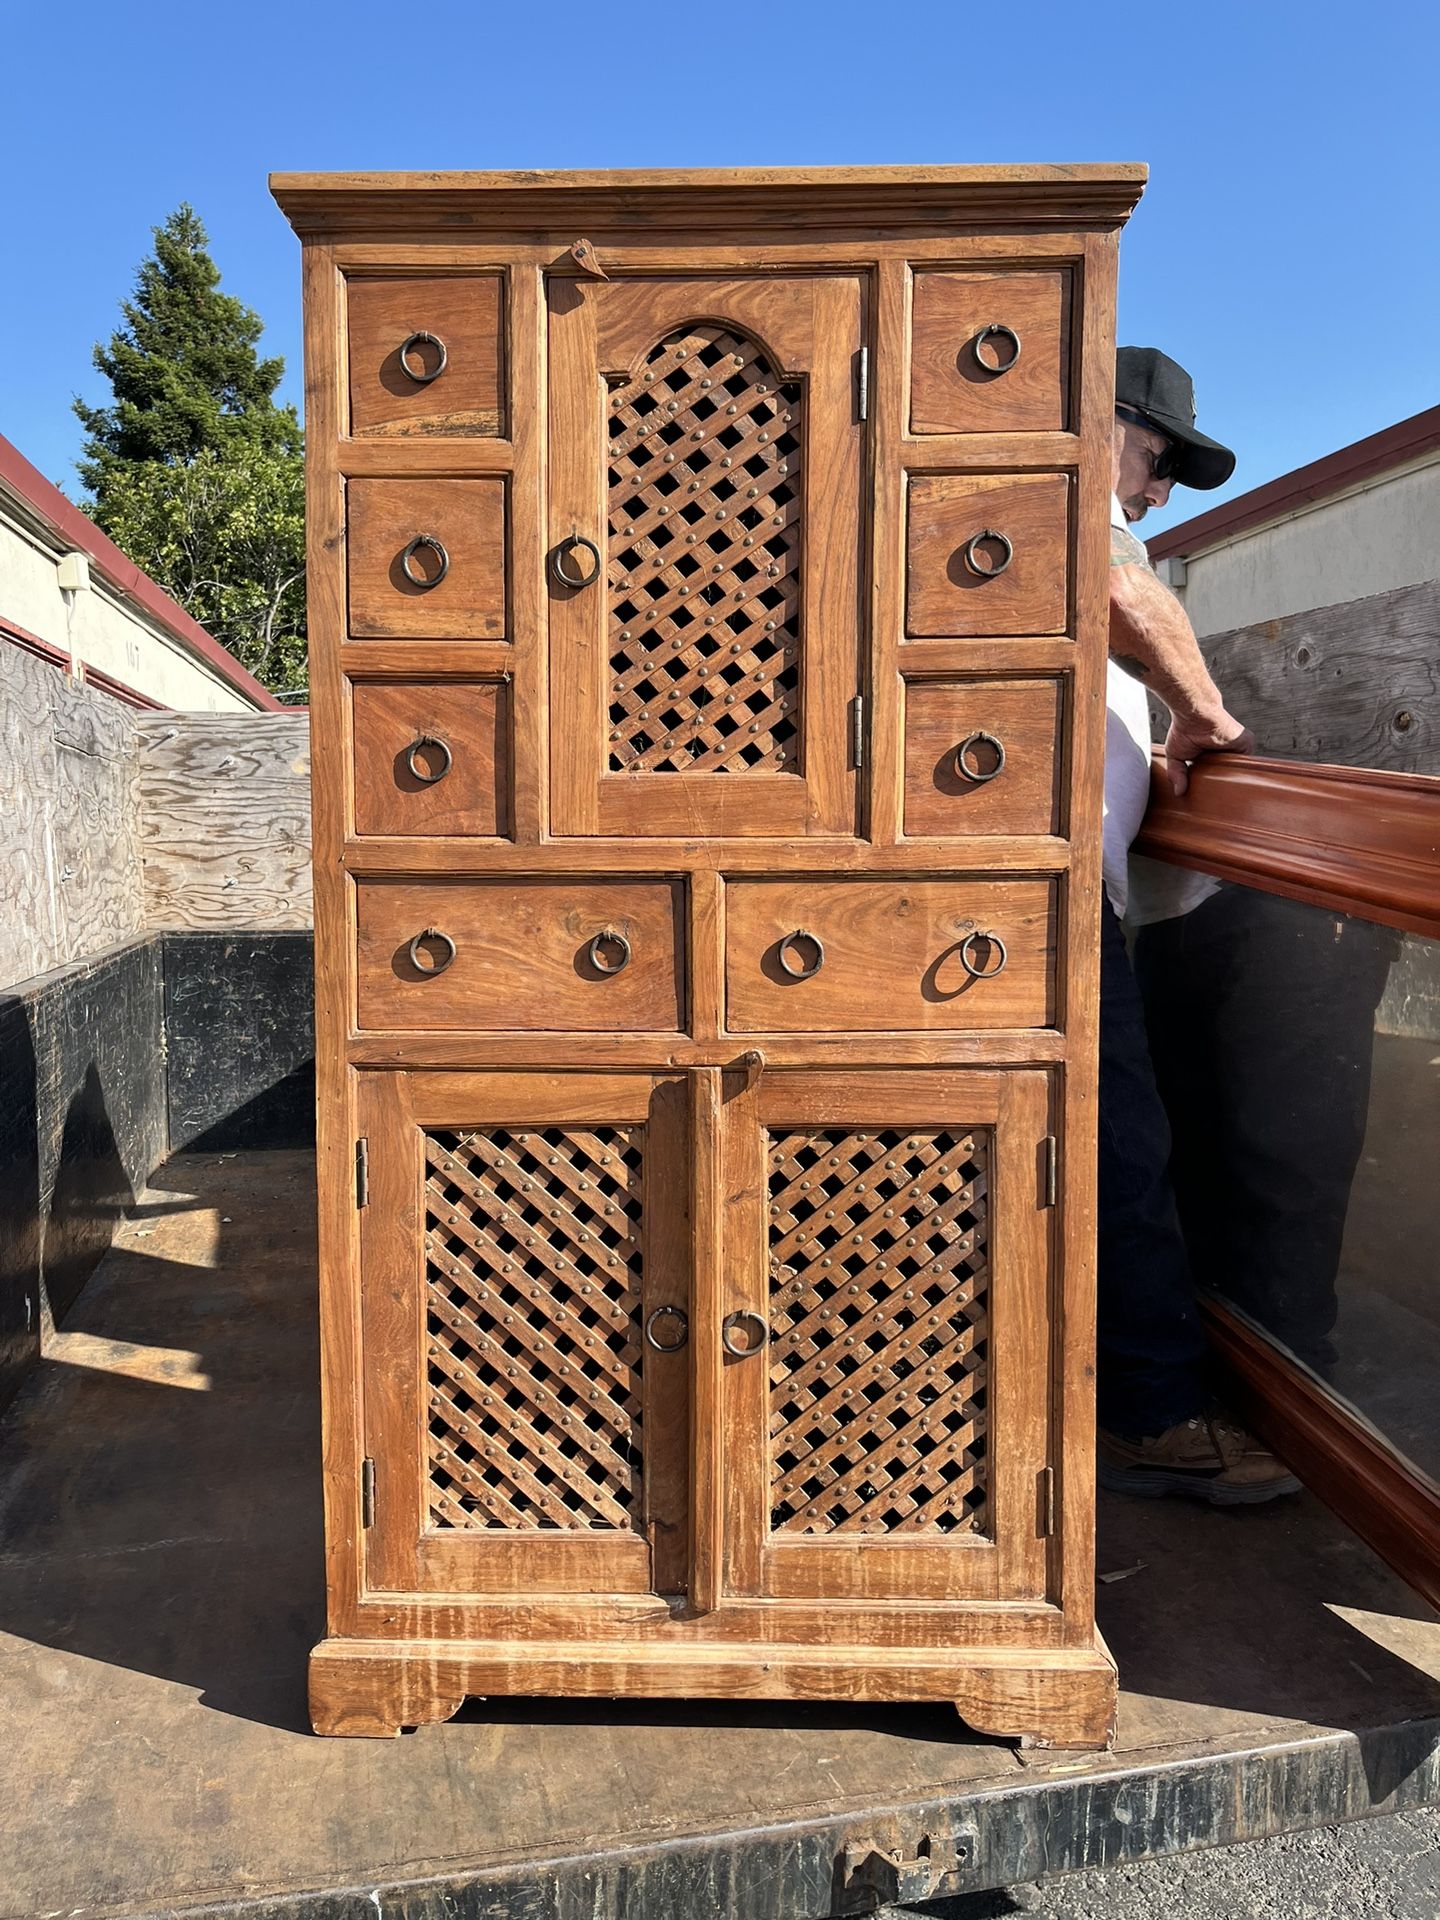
top-left (1, 1150), bottom-right (1437, 1919)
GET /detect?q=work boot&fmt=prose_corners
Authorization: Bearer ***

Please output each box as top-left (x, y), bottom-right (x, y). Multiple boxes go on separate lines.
top-left (1097, 1412), bottom-right (1302, 1505)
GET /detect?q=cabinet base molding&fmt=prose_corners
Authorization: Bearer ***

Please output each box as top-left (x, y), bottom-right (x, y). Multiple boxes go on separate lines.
top-left (309, 1632), bottom-right (1117, 1747)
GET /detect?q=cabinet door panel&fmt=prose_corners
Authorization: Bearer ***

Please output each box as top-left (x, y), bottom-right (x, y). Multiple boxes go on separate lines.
top-left (359, 1071), bottom-right (689, 1597)
top-left (549, 274), bottom-right (862, 837)
top-left (720, 1071), bottom-right (1052, 1604)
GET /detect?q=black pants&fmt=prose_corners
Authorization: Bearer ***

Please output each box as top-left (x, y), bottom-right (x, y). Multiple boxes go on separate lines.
top-left (1097, 898), bottom-right (1209, 1434)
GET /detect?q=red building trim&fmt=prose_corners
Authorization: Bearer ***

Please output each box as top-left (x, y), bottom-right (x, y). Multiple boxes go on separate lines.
top-left (1146, 404), bottom-right (1440, 563)
top-left (0, 433), bottom-right (285, 711)
top-left (1, 617), bottom-right (166, 711)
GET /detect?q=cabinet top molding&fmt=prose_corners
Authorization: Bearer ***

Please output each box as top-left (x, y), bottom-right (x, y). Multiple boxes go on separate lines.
top-left (269, 164), bottom-right (1147, 237)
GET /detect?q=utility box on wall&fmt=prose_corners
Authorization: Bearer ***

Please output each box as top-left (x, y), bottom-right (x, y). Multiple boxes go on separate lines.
top-left (271, 163), bottom-right (1144, 1744)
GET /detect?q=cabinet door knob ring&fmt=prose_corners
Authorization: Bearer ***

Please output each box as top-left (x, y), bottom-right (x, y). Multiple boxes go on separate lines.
top-left (550, 534), bottom-right (602, 589)
top-left (404, 734), bottom-right (453, 784)
top-left (954, 730), bottom-right (1006, 784)
top-left (398, 330), bottom-right (448, 384)
top-left (721, 1311), bottom-right (769, 1358)
top-left (644, 1305), bottom-right (689, 1352)
top-left (961, 528), bottom-right (1013, 578)
top-left (586, 929), bottom-right (632, 976)
top-left (408, 928), bottom-right (457, 976)
top-left (959, 930), bottom-right (1008, 979)
top-left (401, 534), bottom-right (449, 589)
top-left (973, 323), bottom-right (1022, 373)
top-left (777, 928), bottom-right (825, 979)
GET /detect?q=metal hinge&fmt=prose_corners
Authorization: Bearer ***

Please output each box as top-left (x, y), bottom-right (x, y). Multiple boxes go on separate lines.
top-left (1039, 1466), bottom-right (1056, 1537)
top-left (1043, 1133), bottom-right (1058, 1207)
top-left (361, 1457), bottom-right (376, 1529)
top-left (850, 694), bottom-right (866, 769)
top-left (355, 1138), bottom-right (369, 1208)
top-left (855, 346), bottom-right (869, 421)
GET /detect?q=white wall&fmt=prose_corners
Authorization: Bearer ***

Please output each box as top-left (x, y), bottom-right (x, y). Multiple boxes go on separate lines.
top-left (1169, 451), bottom-right (1440, 637)
top-left (1, 504), bottom-right (261, 713)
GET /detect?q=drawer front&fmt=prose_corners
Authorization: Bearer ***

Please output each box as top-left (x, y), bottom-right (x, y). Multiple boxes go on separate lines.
top-left (347, 275), bottom-right (505, 437)
top-left (907, 473), bottom-right (1070, 637)
top-left (352, 681), bottom-right (509, 838)
top-left (348, 478), bottom-right (506, 639)
top-left (904, 678), bottom-right (1064, 838)
top-left (725, 879), bottom-right (1055, 1032)
top-left (910, 269), bottom-right (1071, 435)
top-left (356, 881), bottom-right (683, 1031)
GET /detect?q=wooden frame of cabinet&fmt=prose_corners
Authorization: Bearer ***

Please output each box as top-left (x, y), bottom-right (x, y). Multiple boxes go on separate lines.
top-left (273, 166), bottom-right (1145, 1745)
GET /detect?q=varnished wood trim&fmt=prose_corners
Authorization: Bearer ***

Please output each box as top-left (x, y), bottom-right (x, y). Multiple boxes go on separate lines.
top-left (272, 166), bottom-right (1147, 239)
top-left (1205, 1295), bottom-right (1440, 1614)
top-left (343, 1032), bottom-right (1070, 1070)
top-left (340, 837), bottom-right (1073, 873)
top-left (1134, 753), bottom-right (1440, 938)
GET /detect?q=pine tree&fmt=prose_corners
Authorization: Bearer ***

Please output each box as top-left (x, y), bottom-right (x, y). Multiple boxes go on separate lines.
top-left (74, 206), bottom-right (307, 694)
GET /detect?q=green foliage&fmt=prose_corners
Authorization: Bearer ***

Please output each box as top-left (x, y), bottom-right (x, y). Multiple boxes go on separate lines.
top-left (99, 446), bottom-right (307, 695)
top-left (74, 205), bottom-right (306, 694)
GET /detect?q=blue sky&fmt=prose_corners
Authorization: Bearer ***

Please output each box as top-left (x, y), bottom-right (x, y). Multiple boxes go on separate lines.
top-left (3, 0), bottom-right (1435, 538)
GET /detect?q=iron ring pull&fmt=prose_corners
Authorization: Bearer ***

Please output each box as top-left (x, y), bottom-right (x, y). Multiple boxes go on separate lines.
top-left (959, 930), bottom-right (1008, 980)
top-left (974, 323), bottom-right (1022, 373)
top-left (550, 533), bottom-right (602, 589)
top-left (404, 734), bottom-right (453, 784)
top-left (962, 529), bottom-right (1014, 579)
top-left (408, 927), bottom-right (457, 977)
top-left (721, 1311), bottom-right (769, 1358)
top-left (586, 928), bottom-right (632, 976)
top-left (401, 534), bottom-right (450, 589)
top-left (954, 730), bottom-right (1006, 784)
top-left (777, 928), bottom-right (825, 980)
top-left (644, 1305), bottom-right (690, 1353)
top-left (398, 330), bottom-right (448, 385)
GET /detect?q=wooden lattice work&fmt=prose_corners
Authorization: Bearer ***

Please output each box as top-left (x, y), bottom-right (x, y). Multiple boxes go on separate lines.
top-left (606, 325), bottom-right (802, 773)
top-left (423, 1127), bottom-right (645, 1530)
top-left (767, 1128), bottom-right (990, 1535)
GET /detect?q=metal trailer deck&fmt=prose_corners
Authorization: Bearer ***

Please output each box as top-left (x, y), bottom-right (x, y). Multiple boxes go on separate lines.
top-left (2, 1150), bottom-right (1437, 1920)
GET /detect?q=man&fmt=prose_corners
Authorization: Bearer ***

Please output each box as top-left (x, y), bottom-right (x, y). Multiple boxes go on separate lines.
top-left (1096, 347), bottom-right (1300, 1503)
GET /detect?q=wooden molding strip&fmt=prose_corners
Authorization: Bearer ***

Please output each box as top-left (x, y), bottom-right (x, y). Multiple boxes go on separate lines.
top-left (1134, 752), bottom-right (1440, 939)
top-left (1204, 1295), bottom-right (1440, 1614)
top-left (270, 166), bottom-right (1147, 237)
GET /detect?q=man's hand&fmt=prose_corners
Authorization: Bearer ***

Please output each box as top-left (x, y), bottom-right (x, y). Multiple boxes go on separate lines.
top-left (1162, 710), bottom-right (1253, 797)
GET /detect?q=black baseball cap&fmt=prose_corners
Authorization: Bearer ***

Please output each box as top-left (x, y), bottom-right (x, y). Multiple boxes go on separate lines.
top-left (1115, 346), bottom-right (1236, 491)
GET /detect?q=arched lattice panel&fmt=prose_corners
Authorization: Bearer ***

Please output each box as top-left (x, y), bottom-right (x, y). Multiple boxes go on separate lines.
top-left (606, 324), bottom-right (802, 774)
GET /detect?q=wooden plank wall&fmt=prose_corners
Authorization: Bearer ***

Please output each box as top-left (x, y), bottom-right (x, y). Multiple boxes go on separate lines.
top-left (1197, 579), bottom-right (1440, 774)
top-left (136, 713), bottom-right (312, 930)
top-left (0, 641), bottom-right (145, 989)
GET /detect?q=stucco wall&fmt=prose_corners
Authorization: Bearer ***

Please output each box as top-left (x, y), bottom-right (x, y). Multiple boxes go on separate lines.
top-left (1169, 453), bottom-right (1440, 638)
top-left (1, 508), bottom-right (260, 713)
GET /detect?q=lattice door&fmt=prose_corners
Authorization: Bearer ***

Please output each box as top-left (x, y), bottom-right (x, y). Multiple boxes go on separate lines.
top-left (423, 1126), bottom-right (645, 1533)
top-left (357, 1071), bottom-right (686, 1598)
top-left (767, 1127), bottom-right (991, 1538)
top-left (548, 274), bottom-right (861, 837)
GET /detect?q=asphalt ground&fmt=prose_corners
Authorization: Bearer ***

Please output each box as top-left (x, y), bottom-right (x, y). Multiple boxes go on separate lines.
top-left (874, 1807), bottom-right (1440, 1919)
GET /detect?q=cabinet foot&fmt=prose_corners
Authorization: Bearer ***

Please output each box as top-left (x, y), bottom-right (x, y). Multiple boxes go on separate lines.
top-left (309, 1640), bottom-right (467, 1738)
top-left (951, 1635), bottom-right (1117, 1750)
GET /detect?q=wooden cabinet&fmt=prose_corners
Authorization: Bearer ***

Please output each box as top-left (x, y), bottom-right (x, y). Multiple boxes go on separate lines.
top-left (273, 163), bottom-right (1145, 1745)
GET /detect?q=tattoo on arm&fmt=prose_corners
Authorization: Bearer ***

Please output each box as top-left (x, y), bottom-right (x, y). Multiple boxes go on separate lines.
top-left (1112, 652), bottom-right (1152, 681)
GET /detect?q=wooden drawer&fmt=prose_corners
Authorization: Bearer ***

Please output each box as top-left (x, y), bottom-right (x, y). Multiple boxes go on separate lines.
top-left (351, 681), bottom-right (509, 838)
top-left (904, 678), bottom-right (1064, 837)
top-left (347, 478), bottom-right (506, 639)
top-left (346, 274), bottom-right (505, 437)
top-left (725, 879), bottom-right (1055, 1032)
top-left (355, 880), bottom-right (684, 1031)
top-left (910, 269), bottom-right (1071, 434)
top-left (907, 473), bottom-right (1070, 637)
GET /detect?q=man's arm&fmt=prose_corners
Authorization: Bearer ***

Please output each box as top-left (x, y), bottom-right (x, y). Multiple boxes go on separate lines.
top-left (1109, 522), bottom-right (1253, 795)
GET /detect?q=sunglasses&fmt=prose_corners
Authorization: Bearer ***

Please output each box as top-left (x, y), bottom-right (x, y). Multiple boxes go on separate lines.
top-left (1115, 405), bottom-right (1184, 481)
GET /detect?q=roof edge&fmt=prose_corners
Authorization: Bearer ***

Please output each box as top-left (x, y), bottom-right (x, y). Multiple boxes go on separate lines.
top-left (1146, 403), bottom-right (1440, 562)
top-left (0, 434), bottom-right (285, 712)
